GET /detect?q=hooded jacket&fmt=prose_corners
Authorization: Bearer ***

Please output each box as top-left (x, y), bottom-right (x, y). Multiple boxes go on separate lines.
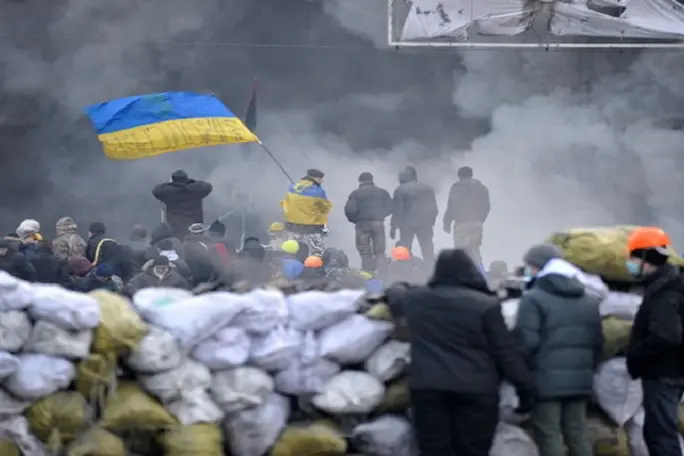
top-left (390, 167), bottom-right (439, 230)
top-left (0, 240), bottom-right (36, 282)
top-left (125, 260), bottom-right (190, 296)
top-left (153, 179), bottom-right (213, 237)
top-left (344, 181), bottom-right (392, 224)
top-left (386, 249), bottom-right (532, 395)
top-left (517, 259), bottom-right (603, 399)
top-left (52, 217), bottom-right (87, 262)
top-left (146, 223), bottom-right (185, 260)
top-left (443, 178), bottom-right (491, 226)
top-left (234, 240), bottom-right (271, 285)
top-left (22, 241), bottom-right (73, 287)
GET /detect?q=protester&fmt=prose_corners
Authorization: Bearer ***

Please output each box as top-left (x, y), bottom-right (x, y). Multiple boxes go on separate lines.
top-left (443, 166), bottom-right (490, 266)
top-left (267, 222), bottom-right (288, 250)
top-left (206, 220), bottom-right (237, 271)
top-left (67, 256), bottom-right (92, 278)
top-left (3, 233), bottom-right (22, 251)
top-left (273, 239), bottom-right (304, 280)
top-left (80, 263), bottom-right (125, 293)
top-left (623, 227), bottom-right (684, 456)
top-left (122, 225), bottom-right (149, 271)
top-left (517, 244), bottom-right (602, 456)
top-left (153, 169), bottom-right (213, 240)
top-left (52, 216), bottom-right (87, 262)
top-left (16, 219), bottom-right (42, 243)
top-left (234, 237), bottom-right (270, 285)
top-left (281, 169), bottom-right (332, 256)
top-left (147, 222), bottom-right (185, 260)
top-left (0, 239), bottom-right (36, 281)
top-left (382, 246), bottom-right (428, 285)
top-left (300, 255), bottom-right (326, 281)
top-left (344, 172), bottom-right (392, 273)
top-left (390, 166), bottom-right (438, 263)
top-left (25, 240), bottom-right (73, 287)
top-left (321, 247), bottom-right (368, 289)
top-left (183, 223), bottom-right (219, 285)
top-left (386, 249), bottom-right (533, 456)
top-left (487, 260), bottom-right (509, 289)
top-left (125, 255), bottom-right (190, 295)
top-left (155, 239), bottom-right (192, 281)
top-left (85, 222), bottom-right (129, 280)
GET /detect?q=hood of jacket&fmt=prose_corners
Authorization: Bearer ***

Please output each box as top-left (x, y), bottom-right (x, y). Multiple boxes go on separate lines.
top-left (159, 250), bottom-right (179, 262)
top-left (429, 249), bottom-right (491, 293)
top-left (533, 258), bottom-right (586, 298)
top-left (56, 217), bottom-right (78, 235)
top-left (240, 240), bottom-right (265, 262)
top-left (150, 223), bottom-right (174, 245)
top-left (398, 166), bottom-right (418, 184)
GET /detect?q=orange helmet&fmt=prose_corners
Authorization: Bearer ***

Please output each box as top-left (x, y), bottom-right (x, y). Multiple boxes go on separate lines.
top-left (303, 256), bottom-right (324, 268)
top-left (627, 226), bottom-right (671, 254)
top-left (391, 246), bottom-right (411, 261)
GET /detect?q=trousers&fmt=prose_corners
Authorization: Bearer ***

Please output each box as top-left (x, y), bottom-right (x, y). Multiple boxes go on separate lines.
top-left (397, 225), bottom-right (434, 263)
top-left (530, 399), bottom-right (592, 456)
top-left (355, 221), bottom-right (386, 272)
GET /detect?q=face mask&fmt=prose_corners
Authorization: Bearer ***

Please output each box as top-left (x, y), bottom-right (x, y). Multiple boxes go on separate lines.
top-left (153, 267), bottom-right (168, 277)
top-left (523, 266), bottom-right (534, 280)
top-left (625, 260), bottom-right (642, 276)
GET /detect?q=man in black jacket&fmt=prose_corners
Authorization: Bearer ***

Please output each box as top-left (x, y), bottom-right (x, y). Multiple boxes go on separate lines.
top-left (344, 172), bottom-right (392, 272)
top-left (390, 166), bottom-right (438, 263)
top-left (153, 169), bottom-right (213, 240)
top-left (85, 222), bottom-right (130, 280)
top-left (625, 227), bottom-right (684, 456)
top-left (0, 239), bottom-right (36, 281)
top-left (386, 249), bottom-right (533, 456)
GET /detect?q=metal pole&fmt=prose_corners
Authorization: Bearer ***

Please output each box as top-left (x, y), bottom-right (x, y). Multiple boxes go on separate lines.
top-left (388, 40), bottom-right (684, 49)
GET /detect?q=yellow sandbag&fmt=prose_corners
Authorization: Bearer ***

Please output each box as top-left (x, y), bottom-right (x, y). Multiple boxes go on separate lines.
top-left (26, 391), bottom-right (91, 448)
top-left (75, 353), bottom-right (118, 406)
top-left (586, 415), bottom-right (629, 456)
top-left (100, 381), bottom-right (178, 431)
top-left (365, 303), bottom-right (392, 321)
top-left (547, 226), bottom-right (684, 282)
top-left (159, 423), bottom-right (223, 456)
top-left (270, 423), bottom-right (347, 456)
top-left (375, 377), bottom-right (410, 412)
top-left (67, 428), bottom-right (125, 456)
top-left (88, 289), bottom-right (147, 356)
top-left (601, 317), bottom-right (633, 361)
top-left (0, 440), bottom-right (20, 456)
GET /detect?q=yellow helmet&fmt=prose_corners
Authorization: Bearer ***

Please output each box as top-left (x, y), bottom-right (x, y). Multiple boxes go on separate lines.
top-left (281, 240), bottom-right (299, 255)
top-left (269, 222), bottom-right (286, 233)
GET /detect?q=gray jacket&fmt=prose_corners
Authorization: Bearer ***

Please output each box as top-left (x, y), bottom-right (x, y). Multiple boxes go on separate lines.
top-left (516, 259), bottom-right (603, 400)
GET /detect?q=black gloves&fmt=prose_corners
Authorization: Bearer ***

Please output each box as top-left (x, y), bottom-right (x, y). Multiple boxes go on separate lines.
top-left (514, 389), bottom-right (536, 415)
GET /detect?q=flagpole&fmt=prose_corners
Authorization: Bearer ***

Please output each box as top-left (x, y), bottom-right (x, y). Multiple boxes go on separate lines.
top-left (257, 140), bottom-right (295, 184)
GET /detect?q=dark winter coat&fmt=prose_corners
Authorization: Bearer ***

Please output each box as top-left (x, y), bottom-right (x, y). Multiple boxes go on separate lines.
top-left (386, 249), bottom-right (532, 395)
top-left (21, 242), bottom-right (72, 287)
top-left (627, 264), bottom-right (684, 380)
top-left (0, 240), bottom-right (36, 282)
top-left (517, 259), bottom-right (603, 400)
top-left (122, 239), bottom-right (148, 271)
top-left (183, 239), bottom-right (219, 285)
top-left (443, 178), bottom-right (491, 226)
top-left (153, 179), bottom-right (212, 238)
top-left (147, 224), bottom-right (185, 260)
top-left (86, 234), bottom-right (127, 278)
top-left (390, 167), bottom-right (438, 230)
top-left (344, 182), bottom-right (392, 224)
top-left (125, 261), bottom-right (190, 296)
top-left (79, 271), bottom-right (125, 293)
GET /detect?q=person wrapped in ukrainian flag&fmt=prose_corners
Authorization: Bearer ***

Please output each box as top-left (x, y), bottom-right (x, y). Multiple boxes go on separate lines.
top-left (280, 169), bottom-right (332, 256)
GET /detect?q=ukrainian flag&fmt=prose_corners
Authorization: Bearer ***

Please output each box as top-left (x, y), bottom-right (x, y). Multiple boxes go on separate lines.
top-left (84, 91), bottom-right (258, 160)
top-left (282, 179), bottom-right (333, 226)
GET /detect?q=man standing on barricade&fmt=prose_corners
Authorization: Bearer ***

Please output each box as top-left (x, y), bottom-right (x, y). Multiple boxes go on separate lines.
top-left (153, 169), bottom-right (213, 240)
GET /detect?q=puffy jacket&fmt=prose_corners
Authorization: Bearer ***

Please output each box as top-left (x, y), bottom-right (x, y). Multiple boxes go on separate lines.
top-left (21, 242), bottom-right (72, 287)
top-left (281, 177), bottom-right (332, 232)
top-left (517, 259), bottom-right (603, 399)
top-left (86, 235), bottom-right (127, 279)
top-left (153, 179), bottom-right (212, 237)
top-left (0, 240), bottom-right (36, 281)
top-left (386, 249), bottom-right (532, 395)
top-left (390, 167), bottom-right (438, 230)
top-left (443, 178), bottom-right (490, 226)
top-left (125, 260), bottom-right (190, 296)
top-left (147, 224), bottom-right (185, 260)
top-left (344, 182), bottom-right (392, 224)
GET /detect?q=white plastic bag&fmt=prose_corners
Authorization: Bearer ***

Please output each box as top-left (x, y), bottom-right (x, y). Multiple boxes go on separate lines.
top-left (224, 393), bottom-right (290, 456)
top-left (312, 371), bottom-right (385, 414)
top-left (131, 287), bottom-right (193, 315)
top-left (0, 311), bottom-right (31, 352)
top-left (140, 359), bottom-right (212, 403)
top-left (499, 382), bottom-right (521, 423)
top-left (141, 292), bottom-right (248, 349)
top-left (287, 290), bottom-right (363, 331)
top-left (625, 409), bottom-right (648, 456)
top-left (24, 320), bottom-right (92, 359)
top-left (249, 326), bottom-right (302, 371)
top-left (165, 389), bottom-right (224, 425)
top-left (319, 315), bottom-right (393, 365)
top-left (29, 284), bottom-right (100, 330)
top-left (577, 272), bottom-right (609, 302)
top-left (232, 289), bottom-right (288, 334)
top-left (599, 292), bottom-right (642, 319)
top-left (0, 388), bottom-right (31, 418)
top-left (594, 357), bottom-right (642, 426)
top-left (0, 416), bottom-right (48, 456)
top-left (500, 299), bottom-right (520, 330)
top-left (365, 340), bottom-right (410, 382)
top-left (4, 354), bottom-right (75, 399)
top-left (191, 327), bottom-right (250, 371)
top-left (0, 352), bottom-right (19, 379)
top-left (211, 366), bottom-right (274, 413)
top-left (127, 327), bottom-right (183, 374)
top-left (0, 272), bottom-right (34, 311)
top-left (490, 422), bottom-right (539, 456)
top-left (352, 415), bottom-right (417, 456)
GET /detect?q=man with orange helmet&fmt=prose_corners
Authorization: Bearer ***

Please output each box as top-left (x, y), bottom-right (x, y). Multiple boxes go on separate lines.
top-left (625, 226), bottom-right (684, 456)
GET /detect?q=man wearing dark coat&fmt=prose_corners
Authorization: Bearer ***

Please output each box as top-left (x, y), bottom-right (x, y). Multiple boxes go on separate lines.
top-left (153, 169), bottom-right (212, 240)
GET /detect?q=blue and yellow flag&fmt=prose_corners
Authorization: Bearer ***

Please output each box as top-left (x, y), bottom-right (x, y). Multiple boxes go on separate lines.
top-left (84, 91), bottom-right (259, 160)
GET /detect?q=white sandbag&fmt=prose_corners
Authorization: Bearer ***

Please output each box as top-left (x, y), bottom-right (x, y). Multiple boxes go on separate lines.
top-left (594, 357), bottom-right (642, 426)
top-left (577, 271), bottom-right (609, 302)
top-left (499, 381), bottom-right (521, 423)
top-left (287, 289), bottom-right (363, 331)
top-left (0, 311), bottom-right (31, 352)
top-left (312, 371), bottom-right (385, 414)
top-left (0, 272), bottom-right (34, 311)
top-left (0, 388), bottom-right (31, 419)
top-left (625, 409), bottom-right (648, 456)
top-left (140, 359), bottom-right (212, 403)
top-left (249, 326), bottom-right (302, 371)
top-left (490, 422), bottom-right (539, 456)
top-left (4, 354), bottom-right (75, 399)
top-left (191, 327), bottom-right (250, 371)
top-left (600, 292), bottom-right (642, 319)
top-left (352, 415), bottom-right (417, 456)
top-left (28, 284), bottom-right (100, 330)
top-left (24, 320), bottom-right (92, 360)
top-left (127, 327), bottom-right (183, 374)
top-left (165, 389), bottom-right (224, 425)
top-left (211, 366), bottom-right (274, 413)
top-left (0, 415), bottom-right (48, 456)
top-left (364, 340), bottom-right (410, 382)
top-left (141, 292), bottom-right (248, 349)
top-left (131, 287), bottom-right (193, 315)
top-left (224, 393), bottom-right (289, 456)
top-left (500, 299), bottom-right (520, 330)
top-left (319, 315), bottom-right (393, 365)
top-left (0, 352), bottom-right (19, 379)
top-left (232, 289), bottom-right (288, 334)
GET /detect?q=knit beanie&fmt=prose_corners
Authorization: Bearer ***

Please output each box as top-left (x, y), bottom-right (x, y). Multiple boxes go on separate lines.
top-left (307, 169), bottom-right (324, 179)
top-left (358, 172), bottom-right (373, 183)
top-left (523, 244), bottom-right (563, 269)
top-left (89, 222), bottom-right (106, 235)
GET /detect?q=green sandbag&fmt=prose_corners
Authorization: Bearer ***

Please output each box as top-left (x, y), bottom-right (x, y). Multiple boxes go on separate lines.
top-left (601, 317), bottom-right (632, 362)
top-left (586, 415), bottom-right (629, 456)
top-left (546, 226), bottom-right (684, 282)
